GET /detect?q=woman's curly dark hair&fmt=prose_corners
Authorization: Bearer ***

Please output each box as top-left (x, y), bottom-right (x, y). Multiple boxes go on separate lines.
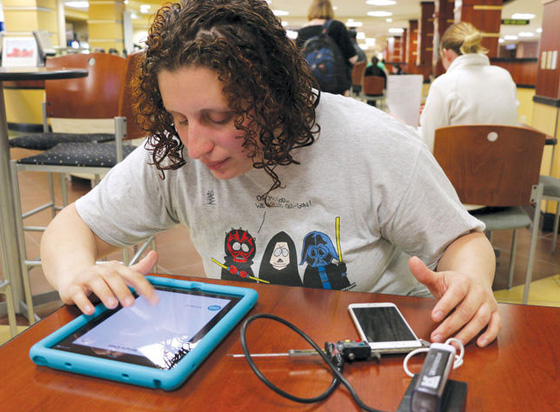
top-left (134, 0), bottom-right (320, 204)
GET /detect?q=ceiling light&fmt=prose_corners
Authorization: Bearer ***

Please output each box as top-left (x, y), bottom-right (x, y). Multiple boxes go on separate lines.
top-left (367, 11), bottom-right (392, 17)
top-left (388, 28), bottom-right (404, 34)
top-left (357, 32), bottom-right (366, 40)
top-left (511, 13), bottom-right (535, 20)
top-left (346, 19), bottom-right (363, 28)
top-left (386, 18), bottom-right (393, 22)
top-left (504, 35), bottom-right (518, 40)
top-left (65, 1), bottom-right (89, 8)
top-left (273, 10), bottom-right (289, 16)
top-left (518, 32), bottom-right (534, 37)
top-left (140, 5), bottom-right (152, 14)
top-left (536, 28), bottom-right (542, 33)
top-left (366, 0), bottom-right (397, 5)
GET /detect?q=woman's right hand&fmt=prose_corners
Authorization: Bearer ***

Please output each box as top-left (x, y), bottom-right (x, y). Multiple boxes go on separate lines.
top-left (58, 250), bottom-right (159, 315)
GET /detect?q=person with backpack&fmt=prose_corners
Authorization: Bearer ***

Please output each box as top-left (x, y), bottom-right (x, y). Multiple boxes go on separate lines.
top-left (296, 0), bottom-right (357, 96)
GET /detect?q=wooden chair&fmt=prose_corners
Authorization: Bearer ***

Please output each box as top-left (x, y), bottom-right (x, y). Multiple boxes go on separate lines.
top-left (9, 52), bottom-right (152, 323)
top-left (362, 75), bottom-right (386, 108)
top-left (10, 53), bottom-right (126, 151)
top-left (350, 60), bottom-right (367, 97)
top-left (434, 125), bottom-right (546, 304)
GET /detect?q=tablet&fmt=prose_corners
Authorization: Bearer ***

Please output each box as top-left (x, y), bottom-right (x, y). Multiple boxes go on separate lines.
top-left (29, 276), bottom-right (258, 390)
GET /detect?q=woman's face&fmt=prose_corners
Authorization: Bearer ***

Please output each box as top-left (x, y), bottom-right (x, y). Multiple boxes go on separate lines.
top-left (157, 66), bottom-right (255, 180)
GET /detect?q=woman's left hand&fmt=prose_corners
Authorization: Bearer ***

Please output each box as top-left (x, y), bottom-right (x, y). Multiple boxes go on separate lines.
top-left (409, 256), bottom-right (501, 347)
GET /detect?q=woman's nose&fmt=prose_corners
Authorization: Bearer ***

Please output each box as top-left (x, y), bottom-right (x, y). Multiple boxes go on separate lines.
top-left (184, 123), bottom-right (214, 159)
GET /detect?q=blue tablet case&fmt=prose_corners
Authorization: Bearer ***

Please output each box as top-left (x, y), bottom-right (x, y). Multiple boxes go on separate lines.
top-left (29, 276), bottom-right (258, 390)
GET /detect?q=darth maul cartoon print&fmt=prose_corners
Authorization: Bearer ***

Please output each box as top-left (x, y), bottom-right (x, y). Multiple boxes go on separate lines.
top-left (220, 228), bottom-right (257, 283)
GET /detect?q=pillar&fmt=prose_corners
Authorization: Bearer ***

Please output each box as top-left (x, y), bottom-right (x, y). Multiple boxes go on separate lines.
top-left (385, 36), bottom-right (403, 63)
top-left (2, 0), bottom-right (60, 129)
top-left (401, 28), bottom-right (408, 64)
top-left (453, 0), bottom-right (502, 58)
top-left (405, 20), bottom-right (419, 74)
top-left (88, 0), bottom-right (124, 54)
top-left (433, 0), bottom-right (455, 77)
top-left (418, 1), bottom-right (435, 81)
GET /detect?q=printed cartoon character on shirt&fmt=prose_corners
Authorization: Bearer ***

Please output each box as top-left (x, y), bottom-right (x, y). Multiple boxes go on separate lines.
top-left (300, 231), bottom-right (349, 290)
top-left (258, 231), bottom-right (302, 286)
top-left (221, 228), bottom-right (257, 283)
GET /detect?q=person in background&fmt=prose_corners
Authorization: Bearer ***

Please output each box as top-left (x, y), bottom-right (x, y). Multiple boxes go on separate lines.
top-left (420, 22), bottom-right (519, 152)
top-left (348, 28), bottom-right (366, 63)
top-left (296, 0), bottom-right (358, 95)
top-left (363, 56), bottom-right (387, 107)
top-left (392, 63), bottom-right (404, 74)
top-left (364, 55), bottom-right (387, 82)
top-left (41, 0), bottom-right (500, 349)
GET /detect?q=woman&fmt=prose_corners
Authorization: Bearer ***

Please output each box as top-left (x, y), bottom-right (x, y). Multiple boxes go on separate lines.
top-left (420, 22), bottom-right (519, 152)
top-left (41, 0), bottom-right (500, 348)
top-left (296, 0), bottom-right (358, 95)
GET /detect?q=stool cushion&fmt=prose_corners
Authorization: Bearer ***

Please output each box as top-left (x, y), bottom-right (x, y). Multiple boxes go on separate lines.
top-left (471, 206), bottom-right (531, 231)
top-left (9, 133), bottom-right (115, 151)
top-left (17, 142), bottom-right (137, 167)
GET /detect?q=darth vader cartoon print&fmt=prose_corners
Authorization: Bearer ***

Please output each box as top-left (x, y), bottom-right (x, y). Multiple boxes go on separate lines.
top-left (221, 228), bottom-right (257, 283)
top-left (300, 231), bottom-right (349, 290)
top-left (259, 231), bottom-right (302, 286)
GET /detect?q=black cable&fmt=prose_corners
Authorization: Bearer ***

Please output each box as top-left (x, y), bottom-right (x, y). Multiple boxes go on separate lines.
top-left (240, 313), bottom-right (387, 412)
top-left (240, 313), bottom-right (340, 403)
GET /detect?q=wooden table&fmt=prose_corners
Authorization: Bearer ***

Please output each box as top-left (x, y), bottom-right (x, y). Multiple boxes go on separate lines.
top-left (0, 274), bottom-right (558, 411)
top-left (0, 67), bottom-right (88, 324)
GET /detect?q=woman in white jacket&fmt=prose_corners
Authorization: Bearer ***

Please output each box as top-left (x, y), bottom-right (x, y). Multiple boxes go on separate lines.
top-left (420, 22), bottom-right (519, 152)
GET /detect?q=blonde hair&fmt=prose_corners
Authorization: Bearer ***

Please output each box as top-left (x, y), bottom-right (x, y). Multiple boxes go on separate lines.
top-left (440, 22), bottom-right (487, 55)
top-left (307, 0), bottom-right (334, 20)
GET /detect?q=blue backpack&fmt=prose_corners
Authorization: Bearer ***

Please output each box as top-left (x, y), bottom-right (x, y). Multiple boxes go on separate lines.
top-left (301, 20), bottom-right (350, 94)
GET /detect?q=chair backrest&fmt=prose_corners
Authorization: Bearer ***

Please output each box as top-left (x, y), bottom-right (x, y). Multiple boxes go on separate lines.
top-left (433, 125), bottom-right (546, 206)
top-left (118, 51), bottom-right (147, 140)
top-left (351, 60), bottom-right (367, 88)
top-left (45, 53), bottom-right (127, 119)
top-left (363, 75), bottom-right (385, 96)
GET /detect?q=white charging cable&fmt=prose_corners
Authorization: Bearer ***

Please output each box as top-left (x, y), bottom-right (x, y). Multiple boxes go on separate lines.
top-left (403, 338), bottom-right (465, 377)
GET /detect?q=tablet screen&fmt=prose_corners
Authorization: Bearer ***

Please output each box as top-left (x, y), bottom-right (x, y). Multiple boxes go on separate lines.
top-left (50, 286), bottom-right (242, 370)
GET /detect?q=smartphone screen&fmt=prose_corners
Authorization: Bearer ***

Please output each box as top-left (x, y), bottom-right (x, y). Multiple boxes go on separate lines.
top-left (348, 303), bottom-right (422, 352)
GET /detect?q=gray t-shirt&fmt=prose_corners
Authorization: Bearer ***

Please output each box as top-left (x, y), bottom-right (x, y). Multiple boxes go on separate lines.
top-left (76, 92), bottom-right (483, 296)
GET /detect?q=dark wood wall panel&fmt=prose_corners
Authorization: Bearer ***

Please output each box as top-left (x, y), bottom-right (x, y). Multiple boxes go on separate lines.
top-left (491, 59), bottom-right (538, 87)
top-left (535, 0), bottom-right (560, 99)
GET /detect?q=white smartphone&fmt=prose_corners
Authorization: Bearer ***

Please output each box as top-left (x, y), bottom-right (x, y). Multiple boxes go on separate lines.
top-left (348, 302), bottom-right (423, 353)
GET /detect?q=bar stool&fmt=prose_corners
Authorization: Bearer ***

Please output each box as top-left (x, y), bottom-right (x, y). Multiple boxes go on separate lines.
top-left (9, 52), bottom-right (154, 322)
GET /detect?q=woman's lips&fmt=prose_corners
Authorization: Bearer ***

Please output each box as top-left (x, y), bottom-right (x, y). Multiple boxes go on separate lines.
top-left (205, 159), bottom-right (228, 170)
